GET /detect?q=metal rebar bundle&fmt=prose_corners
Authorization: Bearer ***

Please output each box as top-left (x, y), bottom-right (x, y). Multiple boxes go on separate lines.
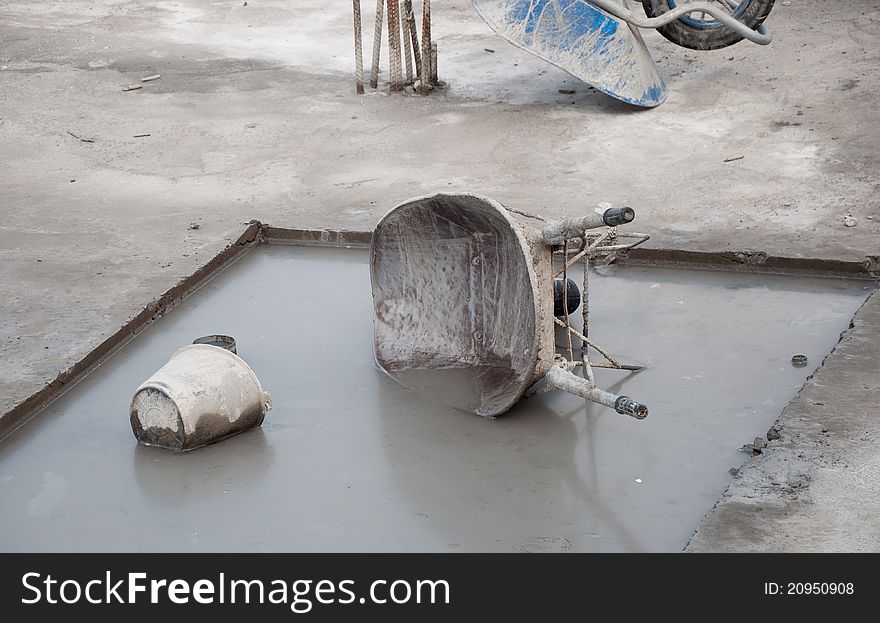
top-left (359, 1), bottom-right (434, 94)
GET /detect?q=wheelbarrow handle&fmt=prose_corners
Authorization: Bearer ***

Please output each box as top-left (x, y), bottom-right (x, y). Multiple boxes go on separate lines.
top-left (544, 363), bottom-right (648, 419)
top-left (542, 207), bottom-right (635, 244)
top-left (589, 0), bottom-right (772, 46)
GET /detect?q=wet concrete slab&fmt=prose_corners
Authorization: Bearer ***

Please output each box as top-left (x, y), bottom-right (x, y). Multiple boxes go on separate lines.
top-left (0, 244), bottom-right (871, 552)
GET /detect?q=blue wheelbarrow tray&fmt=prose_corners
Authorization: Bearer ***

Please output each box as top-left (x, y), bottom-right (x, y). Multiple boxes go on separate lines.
top-left (472, 0), bottom-right (667, 107)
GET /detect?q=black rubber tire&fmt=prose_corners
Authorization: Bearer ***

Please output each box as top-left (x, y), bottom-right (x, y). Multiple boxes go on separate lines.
top-left (641, 0), bottom-right (775, 50)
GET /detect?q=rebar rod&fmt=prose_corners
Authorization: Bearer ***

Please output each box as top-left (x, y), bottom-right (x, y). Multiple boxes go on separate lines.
top-left (387, 0), bottom-right (403, 92)
top-left (403, 0), bottom-right (421, 80)
top-left (419, 0), bottom-right (432, 94)
top-left (401, 9), bottom-right (413, 85)
top-left (370, 0), bottom-right (385, 89)
top-left (352, 0), bottom-right (365, 94)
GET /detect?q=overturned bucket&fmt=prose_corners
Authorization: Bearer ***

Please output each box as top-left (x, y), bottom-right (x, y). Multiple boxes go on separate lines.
top-left (130, 344), bottom-right (271, 452)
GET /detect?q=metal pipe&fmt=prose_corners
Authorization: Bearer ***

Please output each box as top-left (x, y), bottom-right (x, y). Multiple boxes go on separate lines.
top-left (589, 0), bottom-right (772, 45)
top-left (544, 363), bottom-right (648, 419)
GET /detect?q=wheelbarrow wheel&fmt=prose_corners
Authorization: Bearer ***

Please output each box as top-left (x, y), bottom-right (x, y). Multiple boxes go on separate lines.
top-left (641, 0), bottom-right (775, 50)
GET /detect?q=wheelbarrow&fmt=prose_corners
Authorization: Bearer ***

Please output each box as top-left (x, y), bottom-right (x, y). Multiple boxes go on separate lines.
top-left (471, 0), bottom-right (776, 107)
top-left (371, 192), bottom-right (651, 420)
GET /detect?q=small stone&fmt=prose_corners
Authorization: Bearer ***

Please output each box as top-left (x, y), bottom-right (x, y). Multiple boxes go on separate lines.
top-left (843, 215), bottom-right (857, 227)
top-left (728, 467), bottom-right (739, 476)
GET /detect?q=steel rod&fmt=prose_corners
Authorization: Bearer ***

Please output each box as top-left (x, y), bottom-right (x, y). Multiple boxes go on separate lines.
top-left (403, 0), bottom-right (421, 80)
top-left (387, 0), bottom-right (403, 92)
top-left (401, 8), bottom-right (413, 85)
top-left (352, 0), bottom-right (365, 94)
top-left (419, 0), bottom-right (432, 94)
top-left (370, 0), bottom-right (385, 89)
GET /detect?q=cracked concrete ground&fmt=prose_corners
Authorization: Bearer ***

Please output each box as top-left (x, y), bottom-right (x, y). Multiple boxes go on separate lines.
top-left (1, 1), bottom-right (879, 550)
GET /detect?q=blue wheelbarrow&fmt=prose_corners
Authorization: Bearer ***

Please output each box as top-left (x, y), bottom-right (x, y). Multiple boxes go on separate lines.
top-left (472, 0), bottom-right (776, 107)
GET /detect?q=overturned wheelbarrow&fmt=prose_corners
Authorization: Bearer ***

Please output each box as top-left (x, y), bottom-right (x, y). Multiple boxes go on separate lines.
top-left (370, 192), bottom-right (650, 419)
top-left (471, 0), bottom-right (776, 107)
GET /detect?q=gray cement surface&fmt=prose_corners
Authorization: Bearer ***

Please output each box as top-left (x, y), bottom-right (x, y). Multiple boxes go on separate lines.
top-left (686, 289), bottom-right (880, 552)
top-left (1, 1), bottom-right (879, 551)
top-left (0, 245), bottom-right (867, 552)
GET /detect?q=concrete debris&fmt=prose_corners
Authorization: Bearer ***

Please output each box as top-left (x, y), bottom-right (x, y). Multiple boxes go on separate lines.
top-left (767, 424), bottom-right (782, 441)
top-left (843, 215), bottom-right (857, 227)
top-left (739, 436), bottom-right (768, 455)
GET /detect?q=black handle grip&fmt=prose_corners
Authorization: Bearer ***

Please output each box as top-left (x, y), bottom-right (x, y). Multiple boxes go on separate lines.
top-left (602, 207), bottom-right (635, 227)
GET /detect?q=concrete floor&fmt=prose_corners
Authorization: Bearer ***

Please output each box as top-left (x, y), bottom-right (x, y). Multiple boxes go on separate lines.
top-left (0, 245), bottom-right (867, 552)
top-left (687, 289), bottom-right (880, 552)
top-left (1, 1), bottom-right (879, 550)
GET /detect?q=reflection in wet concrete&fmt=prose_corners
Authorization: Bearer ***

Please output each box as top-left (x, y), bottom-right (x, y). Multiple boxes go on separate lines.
top-left (0, 245), bottom-right (871, 551)
top-left (132, 429), bottom-right (274, 507)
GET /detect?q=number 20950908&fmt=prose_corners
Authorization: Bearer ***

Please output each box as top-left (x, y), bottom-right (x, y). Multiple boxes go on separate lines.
top-left (765, 582), bottom-right (854, 596)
